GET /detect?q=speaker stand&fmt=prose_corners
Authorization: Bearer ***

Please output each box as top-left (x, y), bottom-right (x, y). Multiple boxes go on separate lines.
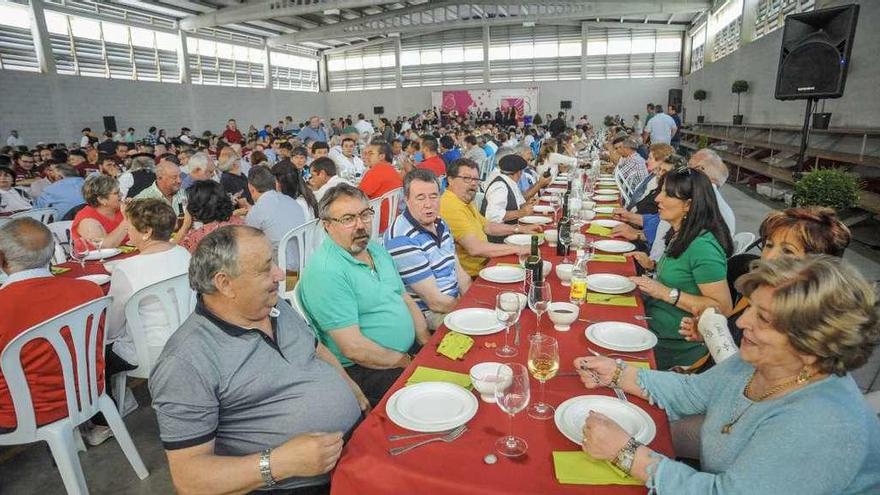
top-left (793, 97), bottom-right (816, 182)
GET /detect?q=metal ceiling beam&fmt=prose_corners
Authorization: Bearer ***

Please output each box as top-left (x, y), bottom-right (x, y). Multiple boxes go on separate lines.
top-left (179, 0), bottom-right (407, 30)
top-left (267, 1), bottom-right (708, 45)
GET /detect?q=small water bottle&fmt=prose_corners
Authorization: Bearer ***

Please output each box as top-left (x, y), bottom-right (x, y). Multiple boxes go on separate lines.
top-left (697, 307), bottom-right (738, 363)
top-left (569, 250), bottom-right (588, 305)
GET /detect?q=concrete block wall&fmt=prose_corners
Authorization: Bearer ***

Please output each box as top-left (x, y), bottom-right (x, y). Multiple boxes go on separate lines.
top-left (682, 0), bottom-right (880, 128)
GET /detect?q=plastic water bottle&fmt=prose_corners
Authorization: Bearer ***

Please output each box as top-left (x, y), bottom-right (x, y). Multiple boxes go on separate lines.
top-left (569, 250), bottom-right (588, 305)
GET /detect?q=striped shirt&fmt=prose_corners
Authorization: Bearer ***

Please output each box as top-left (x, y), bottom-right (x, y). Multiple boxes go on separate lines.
top-left (384, 209), bottom-right (460, 312)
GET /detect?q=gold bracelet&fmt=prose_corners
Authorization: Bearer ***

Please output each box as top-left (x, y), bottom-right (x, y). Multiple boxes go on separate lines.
top-left (609, 359), bottom-right (626, 388)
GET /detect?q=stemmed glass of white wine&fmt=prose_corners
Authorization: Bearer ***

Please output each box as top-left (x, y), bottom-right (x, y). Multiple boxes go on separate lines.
top-left (527, 333), bottom-right (559, 420)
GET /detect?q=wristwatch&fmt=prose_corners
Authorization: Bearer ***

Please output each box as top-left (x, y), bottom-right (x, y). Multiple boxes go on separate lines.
top-left (259, 448), bottom-right (277, 488)
top-left (612, 437), bottom-right (642, 475)
top-left (668, 288), bottom-right (681, 305)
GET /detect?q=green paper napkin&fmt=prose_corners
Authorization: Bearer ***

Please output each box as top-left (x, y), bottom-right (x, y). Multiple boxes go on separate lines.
top-left (586, 293), bottom-right (638, 307)
top-left (552, 451), bottom-right (643, 486)
top-left (586, 224), bottom-right (613, 237)
top-left (437, 331), bottom-right (474, 360)
top-left (406, 366), bottom-right (473, 389)
top-left (50, 266), bottom-right (71, 275)
top-left (590, 254), bottom-right (627, 263)
top-left (626, 361), bottom-right (651, 370)
top-left (118, 245), bottom-right (138, 254)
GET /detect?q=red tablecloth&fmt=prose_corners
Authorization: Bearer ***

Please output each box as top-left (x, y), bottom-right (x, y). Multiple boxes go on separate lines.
top-left (331, 212), bottom-right (672, 495)
top-left (54, 251), bottom-right (136, 295)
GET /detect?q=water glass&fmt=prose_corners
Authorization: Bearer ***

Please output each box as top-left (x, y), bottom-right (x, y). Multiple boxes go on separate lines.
top-left (494, 363), bottom-right (530, 457)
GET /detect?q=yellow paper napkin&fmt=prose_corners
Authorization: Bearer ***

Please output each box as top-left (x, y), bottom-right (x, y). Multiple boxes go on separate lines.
top-left (586, 293), bottom-right (638, 307)
top-left (50, 266), bottom-right (71, 275)
top-left (626, 361), bottom-right (651, 370)
top-left (553, 451), bottom-right (643, 485)
top-left (586, 224), bottom-right (613, 237)
top-left (406, 366), bottom-right (473, 389)
top-left (437, 331), bottom-right (474, 361)
top-left (590, 254), bottom-right (627, 263)
top-left (118, 245), bottom-right (138, 254)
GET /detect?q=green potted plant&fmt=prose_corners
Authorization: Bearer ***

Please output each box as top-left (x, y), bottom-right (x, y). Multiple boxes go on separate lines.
top-left (731, 80), bottom-right (749, 125)
top-left (792, 168), bottom-right (862, 210)
top-left (693, 89), bottom-right (708, 123)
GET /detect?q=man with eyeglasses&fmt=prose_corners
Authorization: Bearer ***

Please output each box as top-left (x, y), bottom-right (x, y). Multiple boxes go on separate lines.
top-left (300, 183), bottom-right (429, 407)
top-left (439, 158), bottom-right (541, 277)
top-left (385, 169), bottom-right (472, 330)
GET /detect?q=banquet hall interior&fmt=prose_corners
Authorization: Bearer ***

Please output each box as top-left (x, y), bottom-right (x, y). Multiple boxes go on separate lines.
top-left (1, 0), bottom-right (880, 494)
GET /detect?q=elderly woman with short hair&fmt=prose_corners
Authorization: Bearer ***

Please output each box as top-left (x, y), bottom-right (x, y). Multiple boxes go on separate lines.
top-left (72, 174), bottom-right (129, 248)
top-left (575, 255), bottom-right (880, 494)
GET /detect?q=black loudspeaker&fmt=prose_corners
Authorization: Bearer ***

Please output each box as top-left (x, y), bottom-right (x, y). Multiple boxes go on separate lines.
top-left (102, 116), bottom-right (117, 133)
top-left (667, 89), bottom-right (683, 111)
top-left (560, 100), bottom-right (572, 109)
top-left (774, 4), bottom-right (859, 100)
top-left (373, 106), bottom-right (384, 115)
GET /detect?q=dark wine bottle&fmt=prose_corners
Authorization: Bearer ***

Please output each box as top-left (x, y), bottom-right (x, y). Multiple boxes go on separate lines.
top-left (556, 192), bottom-right (571, 257)
top-left (526, 234), bottom-right (542, 286)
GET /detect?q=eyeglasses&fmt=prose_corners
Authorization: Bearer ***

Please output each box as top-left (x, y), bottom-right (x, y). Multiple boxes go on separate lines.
top-left (326, 207), bottom-right (375, 228)
top-left (451, 175), bottom-right (480, 184)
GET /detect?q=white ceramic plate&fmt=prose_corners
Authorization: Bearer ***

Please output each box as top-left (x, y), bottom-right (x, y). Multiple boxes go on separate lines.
top-left (585, 273), bottom-right (637, 294)
top-left (84, 248), bottom-right (121, 261)
top-left (539, 195), bottom-right (556, 202)
top-left (592, 219), bottom-right (622, 228)
top-left (76, 274), bottom-right (111, 285)
top-left (533, 205), bottom-right (555, 214)
top-left (585, 321), bottom-right (658, 352)
top-left (479, 265), bottom-right (526, 284)
top-left (593, 194), bottom-right (619, 202)
top-left (102, 260), bottom-right (120, 274)
top-left (592, 239), bottom-right (636, 253)
top-left (386, 382), bottom-right (479, 432)
top-left (444, 308), bottom-right (505, 336)
top-left (594, 206), bottom-right (616, 214)
top-left (595, 187), bottom-right (619, 193)
top-left (545, 187), bottom-right (566, 194)
top-left (555, 395), bottom-right (656, 446)
top-left (504, 234), bottom-right (544, 247)
top-left (520, 215), bottom-right (553, 225)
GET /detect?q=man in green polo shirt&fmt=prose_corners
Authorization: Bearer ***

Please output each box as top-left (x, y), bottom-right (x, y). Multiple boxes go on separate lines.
top-left (300, 183), bottom-right (429, 406)
top-left (134, 159), bottom-right (186, 214)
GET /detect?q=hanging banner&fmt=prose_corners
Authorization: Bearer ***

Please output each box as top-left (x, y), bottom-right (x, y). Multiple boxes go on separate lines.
top-left (432, 88), bottom-right (539, 116)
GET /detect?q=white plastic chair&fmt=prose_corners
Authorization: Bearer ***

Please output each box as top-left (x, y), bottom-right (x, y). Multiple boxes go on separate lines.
top-left (12, 207), bottom-right (57, 224)
top-left (0, 296), bottom-right (149, 494)
top-left (278, 219), bottom-right (322, 302)
top-left (111, 274), bottom-right (196, 412)
top-left (733, 232), bottom-right (757, 256)
top-left (48, 220), bottom-right (74, 257)
top-left (367, 188), bottom-right (402, 242)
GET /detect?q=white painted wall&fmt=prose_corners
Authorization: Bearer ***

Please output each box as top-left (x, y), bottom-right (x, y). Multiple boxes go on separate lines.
top-left (0, 70), bottom-right (326, 145)
top-left (682, 0), bottom-right (880, 128)
top-left (325, 78), bottom-right (682, 124)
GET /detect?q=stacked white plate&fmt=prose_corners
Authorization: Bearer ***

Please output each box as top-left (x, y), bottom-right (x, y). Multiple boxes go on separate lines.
top-left (593, 194), bottom-right (619, 202)
top-left (77, 274), bottom-right (111, 285)
top-left (84, 248), bottom-right (121, 261)
top-left (519, 215), bottom-right (553, 225)
top-left (539, 195), bottom-right (556, 202)
top-left (444, 308), bottom-right (505, 336)
top-left (387, 382), bottom-right (479, 432)
top-left (504, 234), bottom-right (544, 247)
top-left (479, 265), bottom-right (526, 283)
top-left (545, 187), bottom-right (566, 194)
top-left (592, 219), bottom-right (622, 228)
top-left (533, 205), bottom-right (555, 214)
top-left (585, 273), bottom-right (636, 294)
top-left (594, 206), bottom-right (616, 214)
top-left (555, 395), bottom-right (656, 446)
top-left (585, 321), bottom-right (658, 352)
top-left (592, 239), bottom-right (636, 253)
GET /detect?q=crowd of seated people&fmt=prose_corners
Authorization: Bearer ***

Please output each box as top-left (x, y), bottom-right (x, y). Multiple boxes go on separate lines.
top-left (1, 104), bottom-right (878, 494)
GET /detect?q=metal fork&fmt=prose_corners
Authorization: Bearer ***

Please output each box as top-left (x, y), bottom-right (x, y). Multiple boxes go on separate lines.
top-left (388, 428), bottom-right (455, 442)
top-left (388, 425), bottom-right (468, 456)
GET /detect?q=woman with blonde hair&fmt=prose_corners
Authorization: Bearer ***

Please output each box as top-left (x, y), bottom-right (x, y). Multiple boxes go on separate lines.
top-left (575, 255), bottom-right (880, 494)
top-left (536, 138), bottom-right (575, 177)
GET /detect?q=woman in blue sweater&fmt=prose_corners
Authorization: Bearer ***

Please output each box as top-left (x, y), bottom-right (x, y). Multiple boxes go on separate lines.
top-left (574, 255), bottom-right (880, 494)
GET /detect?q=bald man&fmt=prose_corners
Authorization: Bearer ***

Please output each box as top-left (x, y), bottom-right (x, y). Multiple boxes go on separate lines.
top-left (135, 159), bottom-right (187, 215)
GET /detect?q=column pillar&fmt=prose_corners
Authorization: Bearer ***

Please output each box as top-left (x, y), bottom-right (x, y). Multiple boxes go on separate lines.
top-left (29, 0), bottom-right (56, 74)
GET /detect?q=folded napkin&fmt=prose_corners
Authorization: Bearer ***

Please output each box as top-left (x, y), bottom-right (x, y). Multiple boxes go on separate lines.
top-left (586, 224), bottom-right (613, 237)
top-left (437, 331), bottom-right (474, 361)
top-left (552, 451), bottom-right (643, 486)
top-left (118, 245), bottom-right (138, 254)
top-left (586, 293), bottom-right (638, 307)
top-left (50, 266), bottom-right (71, 275)
top-left (406, 366), bottom-right (473, 389)
top-left (589, 254), bottom-right (627, 263)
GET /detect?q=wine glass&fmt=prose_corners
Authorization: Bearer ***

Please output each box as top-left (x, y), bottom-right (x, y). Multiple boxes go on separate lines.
top-left (517, 251), bottom-right (529, 268)
top-left (558, 226), bottom-right (572, 264)
top-left (495, 292), bottom-right (522, 358)
top-left (494, 363), bottom-right (530, 457)
top-left (526, 280), bottom-right (551, 336)
top-left (89, 237), bottom-right (105, 263)
top-left (70, 238), bottom-right (93, 269)
top-left (527, 334), bottom-right (560, 420)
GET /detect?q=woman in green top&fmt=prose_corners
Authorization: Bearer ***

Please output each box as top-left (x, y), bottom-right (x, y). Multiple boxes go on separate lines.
top-left (629, 168), bottom-right (734, 369)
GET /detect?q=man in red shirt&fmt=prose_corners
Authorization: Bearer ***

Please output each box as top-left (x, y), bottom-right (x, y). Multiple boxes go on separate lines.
top-left (417, 135), bottom-right (447, 177)
top-left (359, 142), bottom-right (403, 233)
top-left (0, 218), bottom-right (105, 432)
top-left (221, 119), bottom-right (243, 145)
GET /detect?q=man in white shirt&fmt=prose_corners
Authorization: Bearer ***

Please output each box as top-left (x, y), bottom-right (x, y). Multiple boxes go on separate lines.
top-left (329, 137), bottom-right (365, 177)
top-left (80, 128), bottom-right (92, 148)
top-left (245, 166), bottom-right (308, 271)
top-left (642, 106), bottom-right (677, 145)
top-left (6, 130), bottom-right (23, 147)
top-left (310, 156), bottom-right (353, 201)
top-left (480, 154), bottom-right (535, 243)
top-left (354, 113), bottom-right (375, 140)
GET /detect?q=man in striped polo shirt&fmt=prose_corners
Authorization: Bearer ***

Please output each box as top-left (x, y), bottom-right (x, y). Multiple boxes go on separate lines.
top-left (384, 169), bottom-right (472, 330)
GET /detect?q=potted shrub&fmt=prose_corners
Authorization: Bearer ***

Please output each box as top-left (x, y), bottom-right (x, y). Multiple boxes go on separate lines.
top-left (731, 80), bottom-right (749, 125)
top-left (792, 168), bottom-right (862, 210)
top-left (693, 89), bottom-right (708, 123)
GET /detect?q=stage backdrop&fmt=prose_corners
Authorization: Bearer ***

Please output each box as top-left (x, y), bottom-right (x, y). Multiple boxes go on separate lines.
top-left (431, 88), bottom-right (539, 118)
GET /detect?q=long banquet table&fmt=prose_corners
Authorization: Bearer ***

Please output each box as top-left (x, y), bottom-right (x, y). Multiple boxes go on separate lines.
top-left (331, 207), bottom-right (674, 494)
